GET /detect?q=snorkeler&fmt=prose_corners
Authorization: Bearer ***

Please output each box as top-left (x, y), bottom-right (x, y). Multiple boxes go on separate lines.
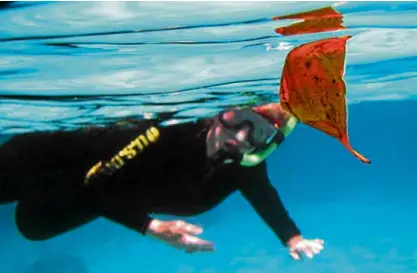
top-left (0, 102), bottom-right (324, 260)
top-left (0, 32), bottom-right (372, 260)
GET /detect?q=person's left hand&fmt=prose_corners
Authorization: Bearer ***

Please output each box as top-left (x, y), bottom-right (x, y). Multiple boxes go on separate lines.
top-left (147, 219), bottom-right (215, 254)
top-left (287, 235), bottom-right (324, 260)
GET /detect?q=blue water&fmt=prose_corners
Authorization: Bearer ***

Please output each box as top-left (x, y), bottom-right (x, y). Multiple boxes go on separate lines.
top-left (1, 1), bottom-right (417, 273)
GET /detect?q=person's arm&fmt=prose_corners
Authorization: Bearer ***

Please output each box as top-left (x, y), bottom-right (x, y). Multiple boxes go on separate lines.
top-left (94, 184), bottom-right (153, 234)
top-left (95, 183), bottom-right (215, 253)
top-left (238, 162), bottom-right (301, 246)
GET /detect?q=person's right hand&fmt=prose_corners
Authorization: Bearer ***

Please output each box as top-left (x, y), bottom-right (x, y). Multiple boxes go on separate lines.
top-left (287, 235), bottom-right (324, 260)
top-left (146, 219), bottom-right (215, 254)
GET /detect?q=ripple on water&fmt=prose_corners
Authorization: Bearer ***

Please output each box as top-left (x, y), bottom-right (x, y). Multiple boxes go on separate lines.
top-left (0, 1), bottom-right (417, 133)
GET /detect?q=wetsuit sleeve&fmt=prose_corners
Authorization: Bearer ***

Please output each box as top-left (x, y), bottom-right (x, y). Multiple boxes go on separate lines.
top-left (95, 185), bottom-right (153, 235)
top-left (238, 162), bottom-right (301, 246)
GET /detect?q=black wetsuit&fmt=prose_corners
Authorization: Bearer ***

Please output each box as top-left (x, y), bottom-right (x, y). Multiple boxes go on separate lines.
top-left (0, 118), bottom-right (300, 245)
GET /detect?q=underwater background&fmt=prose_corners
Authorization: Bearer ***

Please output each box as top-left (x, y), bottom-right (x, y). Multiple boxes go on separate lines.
top-left (1, 1), bottom-right (417, 272)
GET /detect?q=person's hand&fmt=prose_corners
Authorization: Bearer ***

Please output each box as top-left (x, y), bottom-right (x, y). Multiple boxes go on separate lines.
top-left (146, 219), bottom-right (215, 254)
top-left (287, 235), bottom-right (324, 260)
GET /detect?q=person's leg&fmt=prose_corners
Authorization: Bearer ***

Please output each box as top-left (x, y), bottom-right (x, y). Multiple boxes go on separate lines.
top-left (0, 140), bottom-right (25, 204)
top-left (0, 162), bottom-right (18, 204)
top-left (15, 185), bottom-right (98, 241)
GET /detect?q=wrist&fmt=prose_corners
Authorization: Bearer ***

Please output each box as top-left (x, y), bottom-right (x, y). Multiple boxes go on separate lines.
top-left (146, 219), bottom-right (161, 235)
top-left (287, 235), bottom-right (303, 249)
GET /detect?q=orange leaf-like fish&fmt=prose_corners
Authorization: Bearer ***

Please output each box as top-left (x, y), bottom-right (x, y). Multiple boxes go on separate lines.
top-left (273, 6), bottom-right (346, 36)
top-left (279, 36), bottom-right (371, 164)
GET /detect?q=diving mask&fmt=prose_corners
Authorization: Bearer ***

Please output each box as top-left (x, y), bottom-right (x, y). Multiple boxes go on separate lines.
top-left (206, 108), bottom-right (284, 166)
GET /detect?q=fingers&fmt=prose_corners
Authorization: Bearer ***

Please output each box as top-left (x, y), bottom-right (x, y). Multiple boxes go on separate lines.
top-left (169, 221), bottom-right (215, 254)
top-left (289, 238), bottom-right (325, 261)
top-left (314, 239), bottom-right (325, 246)
top-left (289, 250), bottom-right (301, 260)
top-left (181, 234), bottom-right (215, 254)
top-left (172, 220), bottom-right (203, 235)
top-left (303, 247), bottom-right (314, 259)
top-left (149, 219), bottom-right (214, 254)
top-left (310, 239), bottom-right (324, 254)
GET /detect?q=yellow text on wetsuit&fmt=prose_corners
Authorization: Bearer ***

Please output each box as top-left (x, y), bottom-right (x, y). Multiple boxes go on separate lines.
top-left (85, 126), bottom-right (160, 184)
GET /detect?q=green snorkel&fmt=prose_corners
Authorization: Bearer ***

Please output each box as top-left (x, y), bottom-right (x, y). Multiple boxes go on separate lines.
top-left (240, 115), bottom-right (298, 167)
